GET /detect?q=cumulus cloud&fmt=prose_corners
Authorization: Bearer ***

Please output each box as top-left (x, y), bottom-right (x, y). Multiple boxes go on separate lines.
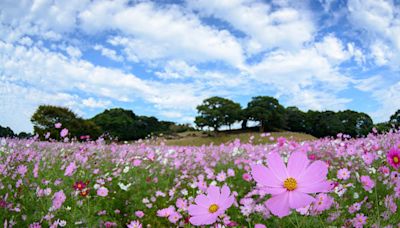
top-left (0, 0), bottom-right (399, 132)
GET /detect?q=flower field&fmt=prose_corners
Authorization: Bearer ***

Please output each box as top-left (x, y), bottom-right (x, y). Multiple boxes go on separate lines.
top-left (1, 130), bottom-right (400, 227)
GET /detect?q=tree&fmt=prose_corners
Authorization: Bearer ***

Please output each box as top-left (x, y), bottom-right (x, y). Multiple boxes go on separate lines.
top-left (389, 109), bottom-right (400, 128)
top-left (0, 125), bottom-right (14, 138)
top-left (337, 110), bottom-right (373, 137)
top-left (245, 96), bottom-right (285, 132)
top-left (91, 108), bottom-right (141, 140)
top-left (285, 106), bottom-right (307, 132)
top-left (31, 105), bottom-right (101, 140)
top-left (195, 97), bottom-right (242, 131)
top-left (304, 111), bottom-right (344, 137)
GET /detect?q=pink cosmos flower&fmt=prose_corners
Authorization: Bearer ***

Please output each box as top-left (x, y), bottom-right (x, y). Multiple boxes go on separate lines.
top-left (54, 123), bottom-right (62, 129)
top-left (168, 211), bottom-right (182, 224)
top-left (64, 162), bottom-right (76, 176)
top-left (387, 147), bottom-right (400, 169)
top-left (352, 213), bottom-right (367, 228)
top-left (251, 152), bottom-right (330, 217)
top-left (52, 190), bottom-right (66, 210)
top-left (127, 221), bottom-right (142, 228)
top-left (242, 173), bottom-right (252, 182)
top-left (216, 171), bottom-right (227, 182)
top-left (254, 224), bottom-right (266, 228)
top-left (17, 165), bottom-right (28, 177)
top-left (135, 210), bottom-right (144, 218)
top-left (337, 168), bottom-right (350, 180)
top-left (313, 193), bottom-right (333, 213)
top-left (360, 176), bottom-right (375, 191)
top-left (188, 185), bottom-right (235, 226)
top-left (97, 187), bottom-right (108, 197)
top-left (60, 128), bottom-right (68, 138)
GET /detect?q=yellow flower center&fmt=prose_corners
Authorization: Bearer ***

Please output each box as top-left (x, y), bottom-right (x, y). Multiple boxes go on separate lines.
top-left (283, 177), bottom-right (297, 191)
top-left (208, 204), bottom-right (219, 213)
top-left (394, 156), bottom-right (399, 164)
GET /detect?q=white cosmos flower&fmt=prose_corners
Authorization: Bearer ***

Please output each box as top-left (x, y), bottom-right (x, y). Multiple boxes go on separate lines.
top-left (118, 182), bottom-right (131, 191)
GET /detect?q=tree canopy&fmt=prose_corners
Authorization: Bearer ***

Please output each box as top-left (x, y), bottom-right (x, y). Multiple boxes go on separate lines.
top-left (194, 96), bottom-right (241, 131)
top-left (245, 96), bottom-right (286, 132)
top-left (31, 105), bottom-right (101, 140)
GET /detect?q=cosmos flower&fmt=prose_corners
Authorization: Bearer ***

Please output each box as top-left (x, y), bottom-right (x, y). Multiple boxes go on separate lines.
top-left (352, 213), bottom-right (367, 228)
top-left (360, 176), bottom-right (375, 191)
top-left (337, 168), bottom-right (350, 180)
top-left (387, 147), bottom-right (400, 169)
top-left (52, 190), bottom-right (66, 210)
top-left (73, 181), bottom-right (87, 191)
top-left (188, 185), bottom-right (235, 226)
top-left (64, 162), bottom-right (76, 176)
top-left (60, 128), bottom-right (68, 138)
top-left (54, 123), bottom-right (62, 129)
top-left (97, 187), bottom-right (108, 197)
top-left (127, 221), bottom-right (142, 228)
top-left (251, 152), bottom-right (330, 217)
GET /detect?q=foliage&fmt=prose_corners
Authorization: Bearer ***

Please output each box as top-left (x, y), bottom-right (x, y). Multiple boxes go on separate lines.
top-left (195, 96), bottom-right (242, 131)
top-left (389, 109), bottom-right (400, 128)
top-left (245, 96), bottom-right (286, 132)
top-left (0, 125), bottom-right (14, 137)
top-left (31, 105), bottom-right (102, 140)
top-left (285, 106), bottom-right (307, 132)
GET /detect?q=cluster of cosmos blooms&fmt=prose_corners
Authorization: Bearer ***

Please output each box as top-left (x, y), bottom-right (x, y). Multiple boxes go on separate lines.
top-left (1, 124), bottom-right (400, 227)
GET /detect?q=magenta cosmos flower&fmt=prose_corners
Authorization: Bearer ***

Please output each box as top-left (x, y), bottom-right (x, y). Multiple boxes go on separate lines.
top-left (387, 147), bottom-right (400, 169)
top-left (188, 185), bottom-right (235, 226)
top-left (251, 152), bottom-right (330, 217)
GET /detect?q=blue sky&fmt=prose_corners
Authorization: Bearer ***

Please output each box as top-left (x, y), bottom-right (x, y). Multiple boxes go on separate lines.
top-left (0, 0), bottom-right (399, 133)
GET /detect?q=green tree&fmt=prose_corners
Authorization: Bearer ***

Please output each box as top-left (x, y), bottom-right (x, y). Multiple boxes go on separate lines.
top-left (195, 96), bottom-right (242, 131)
top-left (389, 109), bottom-right (400, 128)
top-left (285, 106), bottom-right (307, 132)
top-left (0, 125), bottom-right (14, 137)
top-left (91, 108), bottom-right (142, 140)
top-left (337, 110), bottom-right (373, 137)
top-left (245, 96), bottom-right (285, 132)
top-left (31, 105), bottom-right (101, 140)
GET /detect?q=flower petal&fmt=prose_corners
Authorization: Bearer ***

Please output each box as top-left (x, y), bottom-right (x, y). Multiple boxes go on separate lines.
top-left (288, 191), bottom-right (315, 209)
top-left (194, 194), bottom-right (211, 208)
top-left (297, 181), bottom-right (331, 193)
top-left (287, 152), bottom-right (309, 178)
top-left (189, 214), bottom-right (217, 226)
top-left (207, 185), bottom-right (220, 202)
top-left (297, 161), bottom-right (328, 185)
top-left (188, 205), bottom-right (209, 216)
top-left (266, 152), bottom-right (288, 181)
top-left (262, 187), bottom-right (286, 195)
top-left (219, 185), bottom-right (231, 202)
top-left (265, 193), bottom-right (291, 218)
top-left (251, 164), bottom-right (281, 187)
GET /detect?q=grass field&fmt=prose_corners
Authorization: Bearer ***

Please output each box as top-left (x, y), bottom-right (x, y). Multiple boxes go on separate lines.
top-left (162, 131), bottom-right (317, 146)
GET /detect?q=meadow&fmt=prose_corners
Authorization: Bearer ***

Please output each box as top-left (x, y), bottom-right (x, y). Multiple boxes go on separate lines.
top-left (1, 129), bottom-right (400, 227)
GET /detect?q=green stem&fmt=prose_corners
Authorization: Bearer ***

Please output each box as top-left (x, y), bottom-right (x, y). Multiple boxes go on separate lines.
top-left (374, 174), bottom-right (380, 226)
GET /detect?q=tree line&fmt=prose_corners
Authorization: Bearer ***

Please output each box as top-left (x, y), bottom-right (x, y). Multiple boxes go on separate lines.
top-left (194, 96), bottom-right (399, 138)
top-left (0, 105), bottom-right (193, 141)
top-left (1, 98), bottom-right (399, 140)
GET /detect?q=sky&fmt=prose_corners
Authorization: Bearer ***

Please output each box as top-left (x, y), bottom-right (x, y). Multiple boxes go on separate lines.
top-left (0, 0), bottom-right (399, 133)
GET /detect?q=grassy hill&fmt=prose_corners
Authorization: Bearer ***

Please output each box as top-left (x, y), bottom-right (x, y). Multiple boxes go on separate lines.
top-left (162, 130), bottom-right (316, 146)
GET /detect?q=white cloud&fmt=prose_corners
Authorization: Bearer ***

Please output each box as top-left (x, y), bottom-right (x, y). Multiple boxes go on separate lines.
top-left (315, 34), bottom-right (351, 64)
top-left (155, 60), bottom-right (198, 79)
top-left (80, 1), bottom-right (245, 66)
top-left (187, 0), bottom-right (315, 54)
top-left (347, 0), bottom-right (400, 68)
top-left (82, 97), bottom-right (111, 108)
top-left (93, 44), bottom-right (123, 62)
top-left (370, 41), bottom-right (392, 66)
top-left (247, 35), bottom-right (354, 110)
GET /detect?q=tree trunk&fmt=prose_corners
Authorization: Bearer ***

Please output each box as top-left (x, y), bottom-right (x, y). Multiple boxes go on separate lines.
top-left (259, 120), bottom-right (265, 132)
